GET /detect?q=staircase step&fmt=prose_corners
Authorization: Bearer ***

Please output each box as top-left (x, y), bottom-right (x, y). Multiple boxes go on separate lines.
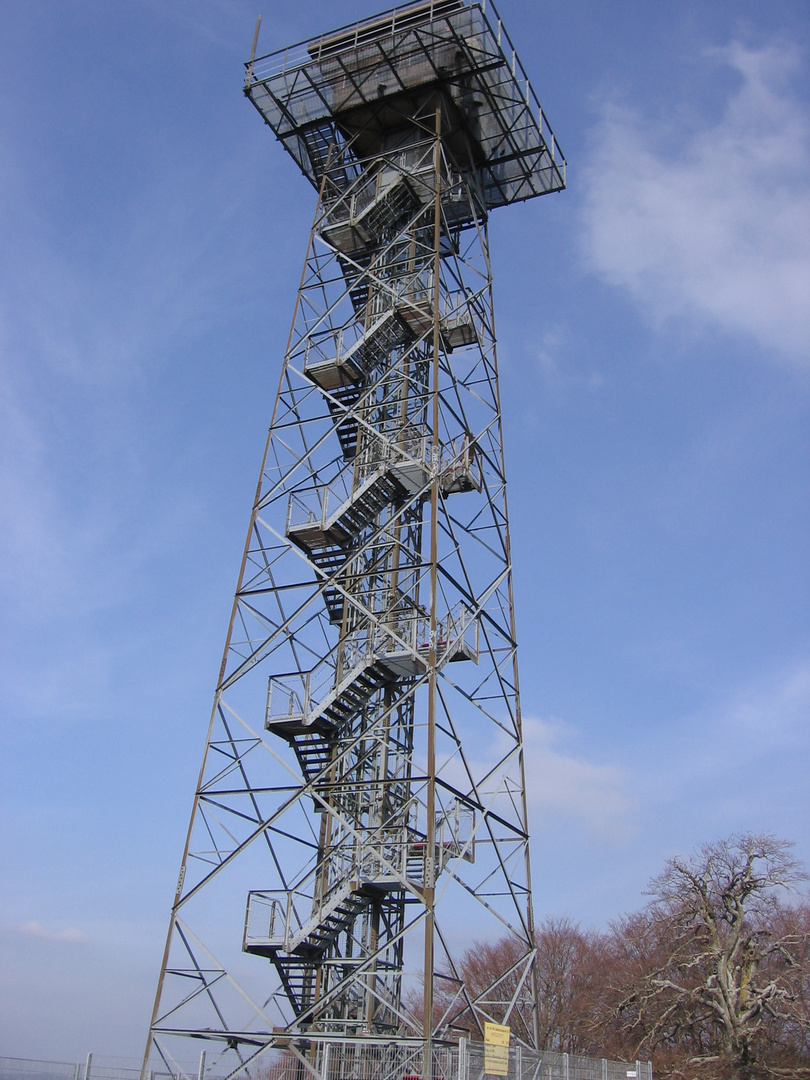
top-left (325, 382), bottom-right (362, 459)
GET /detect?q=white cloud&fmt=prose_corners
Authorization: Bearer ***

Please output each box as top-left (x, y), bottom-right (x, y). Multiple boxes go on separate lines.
top-left (580, 40), bottom-right (810, 364)
top-left (522, 716), bottom-right (636, 841)
top-left (692, 658), bottom-right (810, 766)
top-left (18, 921), bottom-right (90, 946)
top-left (634, 658), bottom-right (810, 851)
top-left (436, 715), bottom-right (635, 845)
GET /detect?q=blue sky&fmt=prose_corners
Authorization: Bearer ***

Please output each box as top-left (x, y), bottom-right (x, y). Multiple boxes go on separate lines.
top-left (1, 0), bottom-right (808, 1062)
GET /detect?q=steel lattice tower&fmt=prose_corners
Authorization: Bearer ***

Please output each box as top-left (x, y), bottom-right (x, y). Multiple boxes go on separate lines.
top-left (143, 3), bottom-right (565, 1078)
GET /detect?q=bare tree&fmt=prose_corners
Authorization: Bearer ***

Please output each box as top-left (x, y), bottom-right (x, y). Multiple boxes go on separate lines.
top-left (414, 833), bottom-right (810, 1077)
top-left (760, 900), bottom-right (810, 1072)
top-left (611, 833), bottom-right (808, 1078)
top-left (534, 916), bottom-right (611, 1053)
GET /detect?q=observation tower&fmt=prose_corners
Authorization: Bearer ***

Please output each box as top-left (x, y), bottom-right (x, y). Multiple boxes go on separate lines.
top-left (143, 2), bottom-right (565, 1079)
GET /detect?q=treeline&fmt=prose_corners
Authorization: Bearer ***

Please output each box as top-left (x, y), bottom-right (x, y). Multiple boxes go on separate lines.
top-left (438, 834), bottom-right (810, 1079)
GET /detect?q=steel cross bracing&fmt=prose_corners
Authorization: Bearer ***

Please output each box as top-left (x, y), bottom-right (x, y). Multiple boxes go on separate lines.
top-left (144, 4), bottom-right (565, 1079)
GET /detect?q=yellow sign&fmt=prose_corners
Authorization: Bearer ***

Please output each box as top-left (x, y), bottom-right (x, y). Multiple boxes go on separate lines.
top-left (484, 1022), bottom-right (510, 1077)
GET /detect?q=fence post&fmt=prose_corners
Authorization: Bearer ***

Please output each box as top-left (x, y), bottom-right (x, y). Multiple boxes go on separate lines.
top-left (73, 1065), bottom-right (80, 1080)
top-left (84, 1054), bottom-right (93, 1080)
top-left (602, 1059), bottom-right (607, 1080)
top-left (562, 1053), bottom-right (569, 1080)
top-left (458, 1037), bottom-right (466, 1080)
top-left (322, 1041), bottom-right (330, 1080)
top-left (197, 1052), bottom-right (206, 1080)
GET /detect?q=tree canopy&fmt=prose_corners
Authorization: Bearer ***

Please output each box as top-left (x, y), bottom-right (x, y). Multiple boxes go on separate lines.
top-left (439, 833), bottom-right (809, 1079)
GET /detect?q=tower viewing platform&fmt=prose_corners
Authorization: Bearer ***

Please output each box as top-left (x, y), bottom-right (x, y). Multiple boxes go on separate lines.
top-left (245, 0), bottom-right (565, 213)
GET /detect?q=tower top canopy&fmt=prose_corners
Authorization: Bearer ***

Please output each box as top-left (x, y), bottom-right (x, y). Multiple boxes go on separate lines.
top-left (245, 0), bottom-right (565, 212)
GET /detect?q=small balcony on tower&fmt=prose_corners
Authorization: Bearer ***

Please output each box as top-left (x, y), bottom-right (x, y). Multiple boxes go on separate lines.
top-left (439, 435), bottom-right (482, 495)
top-left (390, 282), bottom-right (479, 351)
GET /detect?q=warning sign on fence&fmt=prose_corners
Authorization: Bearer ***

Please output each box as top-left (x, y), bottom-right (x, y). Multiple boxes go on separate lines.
top-left (484, 1022), bottom-right (510, 1076)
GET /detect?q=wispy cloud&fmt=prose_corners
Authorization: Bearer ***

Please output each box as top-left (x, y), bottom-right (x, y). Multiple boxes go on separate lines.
top-left (435, 714), bottom-right (635, 845)
top-left (522, 717), bottom-right (636, 841)
top-left (533, 325), bottom-right (604, 390)
top-left (580, 40), bottom-right (810, 364)
top-left (698, 658), bottom-right (810, 762)
top-left (18, 921), bottom-right (90, 945)
top-left (638, 658), bottom-right (810, 836)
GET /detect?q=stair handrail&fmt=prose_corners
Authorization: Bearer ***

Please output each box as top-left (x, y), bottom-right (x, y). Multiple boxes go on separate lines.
top-left (286, 486), bottom-right (324, 533)
top-left (286, 875), bottom-right (359, 954)
top-left (303, 325), bottom-right (347, 371)
top-left (338, 626), bottom-right (377, 675)
top-left (355, 420), bottom-right (431, 482)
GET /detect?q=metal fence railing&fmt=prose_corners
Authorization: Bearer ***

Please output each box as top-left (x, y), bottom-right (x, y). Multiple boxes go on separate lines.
top-left (1, 1044), bottom-right (652, 1080)
top-left (0, 1059), bottom-right (198, 1080)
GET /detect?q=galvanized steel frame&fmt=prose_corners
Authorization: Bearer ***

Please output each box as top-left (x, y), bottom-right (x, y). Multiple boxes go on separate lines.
top-left (144, 4), bottom-right (566, 1078)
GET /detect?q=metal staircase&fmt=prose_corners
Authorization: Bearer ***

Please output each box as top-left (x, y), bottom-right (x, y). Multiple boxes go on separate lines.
top-left (312, 652), bottom-right (398, 731)
top-left (252, 62), bottom-right (487, 1043)
top-left (244, 876), bottom-right (391, 1015)
top-left (265, 644), bottom-right (421, 743)
top-left (321, 167), bottom-right (424, 256)
top-left (287, 468), bottom-right (409, 556)
top-left (284, 730), bottom-right (334, 792)
top-left (262, 141), bottom-right (484, 1024)
top-left (243, 810), bottom-right (472, 1017)
top-left (325, 382), bottom-right (362, 460)
top-left (305, 310), bottom-right (411, 391)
